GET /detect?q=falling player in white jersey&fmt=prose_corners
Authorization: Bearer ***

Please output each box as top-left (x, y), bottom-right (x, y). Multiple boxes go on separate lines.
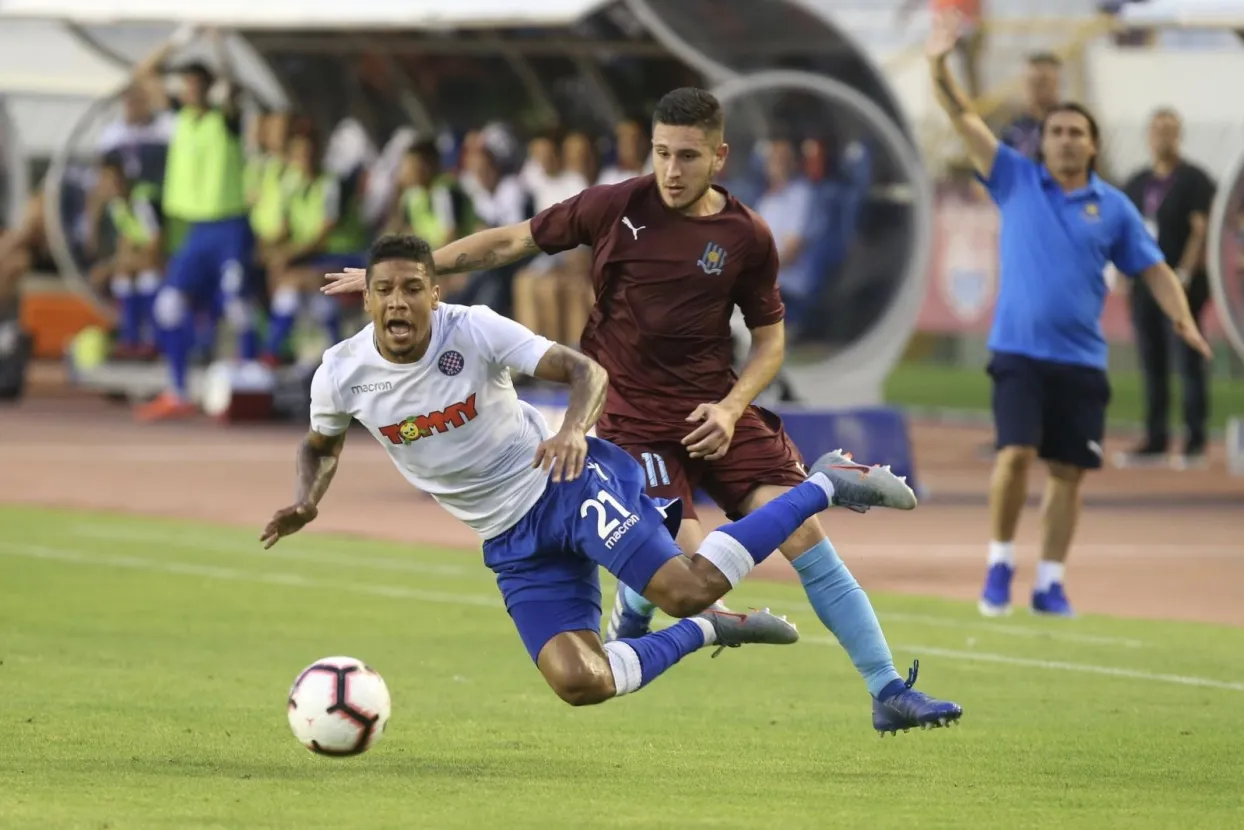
top-left (261, 234), bottom-right (923, 706)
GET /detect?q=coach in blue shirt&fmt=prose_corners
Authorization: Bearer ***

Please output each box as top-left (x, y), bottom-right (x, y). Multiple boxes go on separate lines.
top-left (926, 10), bottom-right (1211, 618)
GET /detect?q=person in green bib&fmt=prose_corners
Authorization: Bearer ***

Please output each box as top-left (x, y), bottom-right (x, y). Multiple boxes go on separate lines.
top-left (388, 139), bottom-right (477, 249)
top-left (246, 108), bottom-right (292, 264)
top-left (138, 36), bottom-right (258, 422)
top-left (261, 127), bottom-right (368, 362)
top-left (90, 153), bottom-right (168, 359)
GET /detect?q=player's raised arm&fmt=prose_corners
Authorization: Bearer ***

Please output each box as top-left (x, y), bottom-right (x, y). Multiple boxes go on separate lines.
top-left (530, 345), bottom-right (609, 483)
top-left (321, 221), bottom-right (542, 295)
top-left (927, 9), bottom-right (999, 179)
top-left (433, 220), bottom-right (542, 277)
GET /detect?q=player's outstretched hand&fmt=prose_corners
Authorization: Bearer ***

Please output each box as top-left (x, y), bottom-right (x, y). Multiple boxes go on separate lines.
top-left (532, 429), bottom-right (588, 483)
top-left (1175, 318), bottom-right (1213, 360)
top-left (260, 503), bottom-right (318, 549)
top-left (322, 267), bottom-right (367, 295)
top-left (682, 402), bottom-right (740, 461)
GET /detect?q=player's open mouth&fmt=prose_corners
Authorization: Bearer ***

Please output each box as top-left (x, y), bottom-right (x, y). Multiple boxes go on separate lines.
top-left (385, 320), bottom-right (413, 339)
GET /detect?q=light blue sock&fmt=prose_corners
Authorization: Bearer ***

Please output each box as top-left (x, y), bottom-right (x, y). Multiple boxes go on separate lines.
top-left (792, 538), bottom-right (904, 699)
top-left (620, 584), bottom-right (656, 617)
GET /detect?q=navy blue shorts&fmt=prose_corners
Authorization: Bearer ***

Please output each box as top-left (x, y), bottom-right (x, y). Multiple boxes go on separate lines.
top-left (482, 437), bottom-right (683, 662)
top-left (166, 216), bottom-right (255, 307)
top-left (988, 351), bottom-right (1111, 469)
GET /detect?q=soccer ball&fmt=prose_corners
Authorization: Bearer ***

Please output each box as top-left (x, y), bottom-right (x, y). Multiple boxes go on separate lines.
top-left (287, 656), bottom-right (391, 756)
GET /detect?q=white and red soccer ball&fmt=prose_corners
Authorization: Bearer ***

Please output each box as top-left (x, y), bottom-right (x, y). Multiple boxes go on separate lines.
top-left (287, 656), bottom-right (391, 756)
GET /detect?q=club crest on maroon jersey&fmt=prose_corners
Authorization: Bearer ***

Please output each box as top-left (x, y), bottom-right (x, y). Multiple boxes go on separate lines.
top-left (697, 241), bottom-right (727, 275)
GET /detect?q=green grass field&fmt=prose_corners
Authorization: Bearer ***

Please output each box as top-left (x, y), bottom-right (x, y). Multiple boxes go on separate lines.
top-left (884, 362), bottom-right (1244, 434)
top-left (3, 505), bottom-right (1243, 829)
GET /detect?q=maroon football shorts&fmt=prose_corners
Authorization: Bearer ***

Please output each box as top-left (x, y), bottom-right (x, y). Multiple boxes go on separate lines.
top-left (600, 405), bottom-right (807, 522)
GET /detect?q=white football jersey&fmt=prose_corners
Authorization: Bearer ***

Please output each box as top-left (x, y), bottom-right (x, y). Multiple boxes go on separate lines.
top-left (310, 304), bottom-right (556, 539)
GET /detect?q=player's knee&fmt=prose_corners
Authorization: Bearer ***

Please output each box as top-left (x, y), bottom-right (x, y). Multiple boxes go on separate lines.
top-left (153, 286), bottom-right (186, 329)
top-left (995, 446), bottom-right (1037, 476)
top-left (545, 662), bottom-right (614, 706)
top-left (1046, 461), bottom-right (1084, 484)
top-left (220, 259), bottom-right (245, 296)
top-left (271, 284), bottom-right (301, 317)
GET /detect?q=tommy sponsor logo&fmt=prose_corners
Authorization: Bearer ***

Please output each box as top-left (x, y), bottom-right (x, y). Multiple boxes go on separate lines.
top-left (351, 381), bottom-right (393, 395)
top-left (378, 393), bottom-right (478, 445)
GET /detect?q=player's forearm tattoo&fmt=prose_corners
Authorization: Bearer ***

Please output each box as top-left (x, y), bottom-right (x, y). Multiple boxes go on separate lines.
top-left (437, 229), bottom-right (542, 276)
top-left (449, 249), bottom-right (499, 274)
top-left (561, 351), bottom-right (608, 433)
top-left (294, 434), bottom-right (342, 507)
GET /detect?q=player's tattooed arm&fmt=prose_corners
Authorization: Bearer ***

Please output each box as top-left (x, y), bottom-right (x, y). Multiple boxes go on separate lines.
top-left (433, 220), bottom-right (542, 276)
top-left (261, 430), bottom-right (345, 549)
top-left (534, 345), bottom-right (608, 433)
top-left (926, 9), bottom-right (998, 178)
top-left (530, 346), bottom-right (607, 482)
top-left (295, 430), bottom-right (346, 507)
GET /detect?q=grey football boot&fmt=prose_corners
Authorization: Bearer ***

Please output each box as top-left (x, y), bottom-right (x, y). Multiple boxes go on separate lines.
top-left (808, 448), bottom-right (918, 513)
top-left (694, 606), bottom-right (800, 658)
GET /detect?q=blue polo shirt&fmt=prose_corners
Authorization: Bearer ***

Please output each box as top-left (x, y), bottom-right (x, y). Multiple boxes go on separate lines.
top-left (981, 144), bottom-right (1164, 370)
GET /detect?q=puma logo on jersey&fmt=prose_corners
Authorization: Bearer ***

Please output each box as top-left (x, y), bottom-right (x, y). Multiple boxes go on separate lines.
top-left (378, 393), bottom-right (478, 445)
top-left (621, 216), bottom-right (646, 240)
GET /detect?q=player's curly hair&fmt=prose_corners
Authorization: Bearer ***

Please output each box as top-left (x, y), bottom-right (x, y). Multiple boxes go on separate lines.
top-left (366, 233), bottom-right (437, 285)
top-left (653, 87), bottom-right (724, 137)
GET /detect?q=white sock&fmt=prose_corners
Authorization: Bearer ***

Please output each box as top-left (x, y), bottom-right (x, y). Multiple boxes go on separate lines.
top-left (808, 471), bottom-right (836, 504)
top-left (988, 540), bottom-right (1014, 567)
top-left (603, 641), bottom-right (642, 697)
top-left (1036, 561), bottom-right (1065, 592)
top-left (691, 616), bottom-right (718, 646)
top-left (696, 530), bottom-right (755, 588)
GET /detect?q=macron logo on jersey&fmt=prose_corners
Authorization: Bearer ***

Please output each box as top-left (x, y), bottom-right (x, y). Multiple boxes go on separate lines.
top-left (378, 393), bottom-right (479, 445)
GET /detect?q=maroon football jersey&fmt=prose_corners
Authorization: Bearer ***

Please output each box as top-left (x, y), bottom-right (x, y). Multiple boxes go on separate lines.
top-left (530, 174), bottom-right (783, 440)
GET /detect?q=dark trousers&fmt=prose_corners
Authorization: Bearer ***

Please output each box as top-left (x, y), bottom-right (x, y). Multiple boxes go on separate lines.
top-left (1129, 273), bottom-right (1210, 450)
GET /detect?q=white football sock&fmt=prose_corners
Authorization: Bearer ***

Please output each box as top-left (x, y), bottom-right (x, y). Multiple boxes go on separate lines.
top-left (603, 641), bottom-right (642, 697)
top-left (1035, 561), bottom-right (1065, 592)
top-left (988, 540), bottom-right (1015, 567)
top-left (691, 616), bottom-right (718, 646)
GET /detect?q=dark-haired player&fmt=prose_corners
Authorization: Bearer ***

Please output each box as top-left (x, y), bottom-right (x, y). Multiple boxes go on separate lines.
top-left (322, 90), bottom-right (963, 732)
top-left (265, 232), bottom-right (922, 709)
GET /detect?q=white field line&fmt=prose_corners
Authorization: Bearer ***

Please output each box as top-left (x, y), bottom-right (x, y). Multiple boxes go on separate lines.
top-left (744, 601), bottom-right (1146, 649)
top-left (1, 543), bottom-right (497, 608)
top-left (69, 524), bottom-right (472, 578)
top-left (74, 524), bottom-right (1147, 649)
top-left (4, 541), bottom-right (1242, 693)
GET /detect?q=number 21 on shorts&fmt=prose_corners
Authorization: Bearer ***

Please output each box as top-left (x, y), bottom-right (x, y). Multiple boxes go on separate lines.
top-left (580, 489), bottom-right (638, 543)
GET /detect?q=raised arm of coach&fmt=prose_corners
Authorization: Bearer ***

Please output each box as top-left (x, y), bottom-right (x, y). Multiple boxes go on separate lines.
top-left (925, 8), bottom-right (1210, 360)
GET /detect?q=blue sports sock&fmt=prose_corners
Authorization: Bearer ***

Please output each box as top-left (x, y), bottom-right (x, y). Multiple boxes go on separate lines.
top-left (608, 618), bottom-right (707, 694)
top-left (136, 270), bottom-right (161, 347)
top-left (265, 286), bottom-right (300, 358)
top-left (716, 479), bottom-right (829, 566)
top-left (158, 317), bottom-right (194, 398)
top-left (113, 277), bottom-right (142, 347)
top-left (792, 539), bottom-right (904, 699)
top-left (310, 293), bottom-right (342, 345)
top-left (237, 325), bottom-right (259, 361)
